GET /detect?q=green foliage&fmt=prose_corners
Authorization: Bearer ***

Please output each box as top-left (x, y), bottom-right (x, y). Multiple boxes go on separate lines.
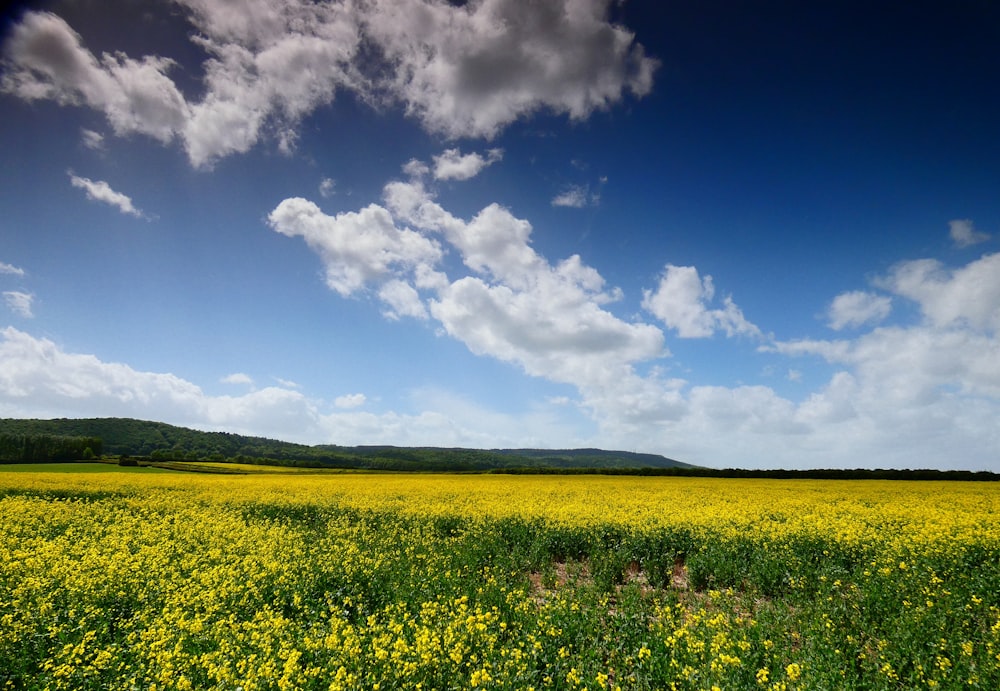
top-left (0, 432), bottom-right (103, 463)
top-left (3, 486), bottom-right (999, 689)
top-left (2, 418), bottom-right (997, 479)
top-left (0, 418), bottom-right (692, 471)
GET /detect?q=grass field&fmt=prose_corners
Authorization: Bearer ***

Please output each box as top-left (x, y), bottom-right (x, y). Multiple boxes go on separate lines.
top-left (2, 471), bottom-right (998, 689)
top-left (0, 462), bottom-right (170, 473)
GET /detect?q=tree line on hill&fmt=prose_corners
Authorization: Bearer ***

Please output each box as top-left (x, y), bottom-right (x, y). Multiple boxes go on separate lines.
top-left (0, 418), bottom-right (995, 480)
top-left (491, 465), bottom-right (1000, 481)
top-left (0, 418), bottom-right (688, 471)
top-left (0, 433), bottom-right (102, 462)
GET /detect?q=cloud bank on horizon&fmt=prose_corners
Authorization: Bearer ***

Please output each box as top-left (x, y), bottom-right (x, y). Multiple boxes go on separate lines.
top-left (2, 0), bottom-right (999, 470)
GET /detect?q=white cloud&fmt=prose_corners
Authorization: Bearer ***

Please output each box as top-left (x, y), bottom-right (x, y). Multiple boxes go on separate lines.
top-left (378, 279), bottom-right (429, 320)
top-left (949, 218), bottom-right (990, 248)
top-left (80, 128), bottom-right (104, 150)
top-left (642, 265), bottom-right (761, 339)
top-left (760, 323), bottom-right (1000, 469)
top-left (0, 262), bottom-right (26, 277)
top-left (1, 12), bottom-right (188, 143)
top-left (757, 251), bottom-right (1000, 468)
top-left (9, 203), bottom-right (1000, 472)
top-left (267, 197), bottom-right (443, 296)
top-left (827, 290), bottom-right (892, 330)
top-left (319, 177), bottom-right (336, 197)
top-left (0, 326), bottom-right (565, 449)
top-left (221, 372), bottom-right (254, 385)
top-left (879, 252), bottom-right (1000, 333)
top-left (551, 184), bottom-right (596, 208)
top-left (3, 291), bottom-right (34, 318)
top-left (763, 337), bottom-right (853, 362)
top-left (1, 326), bottom-right (203, 414)
top-left (68, 173), bottom-right (145, 218)
top-left (432, 148), bottom-right (503, 181)
top-left (381, 178), bottom-right (664, 379)
top-left (2, 2), bottom-right (656, 166)
top-left (0, 326), bottom-right (322, 441)
top-left (274, 174), bottom-right (667, 438)
top-left (180, 1), bottom-right (360, 167)
top-left (429, 275), bottom-right (662, 384)
top-left (0, 5), bottom-right (356, 168)
top-left (292, 173), bottom-right (964, 469)
top-left (402, 158), bottom-right (431, 179)
top-left (364, 0), bottom-right (657, 138)
top-left (334, 393), bottom-right (366, 409)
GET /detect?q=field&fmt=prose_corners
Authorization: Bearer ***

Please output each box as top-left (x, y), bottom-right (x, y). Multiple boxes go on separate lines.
top-left (1, 471), bottom-right (999, 689)
top-left (0, 463), bottom-right (169, 474)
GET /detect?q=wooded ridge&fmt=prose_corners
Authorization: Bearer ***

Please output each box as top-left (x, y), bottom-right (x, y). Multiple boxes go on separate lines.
top-left (2, 418), bottom-right (995, 480)
top-left (0, 417), bottom-right (691, 471)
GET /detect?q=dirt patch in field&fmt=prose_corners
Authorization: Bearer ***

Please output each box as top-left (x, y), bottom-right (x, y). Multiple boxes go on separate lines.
top-left (529, 559), bottom-right (592, 601)
top-left (529, 557), bottom-right (690, 605)
top-left (671, 559), bottom-right (689, 589)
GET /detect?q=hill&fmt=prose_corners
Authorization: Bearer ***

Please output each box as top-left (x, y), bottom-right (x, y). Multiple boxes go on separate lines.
top-left (0, 418), bottom-right (692, 471)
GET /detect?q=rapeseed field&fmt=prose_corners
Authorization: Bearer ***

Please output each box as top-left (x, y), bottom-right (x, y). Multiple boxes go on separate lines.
top-left (2, 471), bottom-right (998, 689)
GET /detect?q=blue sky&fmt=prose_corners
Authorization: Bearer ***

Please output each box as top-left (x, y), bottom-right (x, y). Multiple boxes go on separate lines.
top-left (2, 0), bottom-right (999, 470)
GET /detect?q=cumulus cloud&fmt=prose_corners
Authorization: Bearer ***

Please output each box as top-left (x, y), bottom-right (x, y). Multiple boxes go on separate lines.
top-left (319, 177), bottom-right (336, 197)
top-left (8, 214), bottom-right (1000, 469)
top-left (381, 176), bottom-right (665, 383)
top-left (827, 290), bottom-right (892, 330)
top-left (334, 393), bottom-right (366, 409)
top-left (0, 326), bottom-right (561, 449)
top-left (642, 265), bottom-right (761, 339)
top-left (180, 0), bottom-right (360, 167)
top-left (273, 172), bottom-right (666, 433)
top-left (0, 5), bottom-right (358, 167)
top-left (1, 326), bottom-right (203, 414)
top-left (2, 2), bottom-right (656, 166)
top-left (221, 372), bottom-right (254, 385)
top-left (0, 262), bottom-right (26, 277)
top-left (949, 218), bottom-right (991, 248)
top-left (267, 197), bottom-right (443, 296)
top-left (12, 311), bottom-right (993, 470)
top-left (68, 173), bottom-right (145, 218)
top-left (286, 168), bottom-right (956, 467)
top-left (3, 291), bottom-right (34, 318)
top-left (364, 0), bottom-right (657, 138)
top-left (402, 158), bottom-right (431, 179)
top-left (0, 326), bottom-right (321, 440)
top-left (432, 148), bottom-right (503, 181)
top-left (758, 250), bottom-right (1000, 468)
top-left (765, 321), bottom-right (1000, 462)
top-left (879, 253), bottom-right (1000, 333)
top-left (1, 12), bottom-right (189, 143)
top-left (378, 279), bottom-right (429, 320)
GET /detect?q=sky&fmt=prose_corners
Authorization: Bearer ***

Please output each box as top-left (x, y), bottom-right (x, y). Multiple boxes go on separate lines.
top-left (1, 0), bottom-right (999, 470)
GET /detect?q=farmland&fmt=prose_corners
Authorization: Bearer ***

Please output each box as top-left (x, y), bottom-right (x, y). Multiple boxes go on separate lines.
top-left (2, 471), bottom-right (999, 689)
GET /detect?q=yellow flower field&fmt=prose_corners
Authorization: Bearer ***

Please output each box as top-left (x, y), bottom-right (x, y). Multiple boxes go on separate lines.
top-left (2, 470), bottom-right (999, 689)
